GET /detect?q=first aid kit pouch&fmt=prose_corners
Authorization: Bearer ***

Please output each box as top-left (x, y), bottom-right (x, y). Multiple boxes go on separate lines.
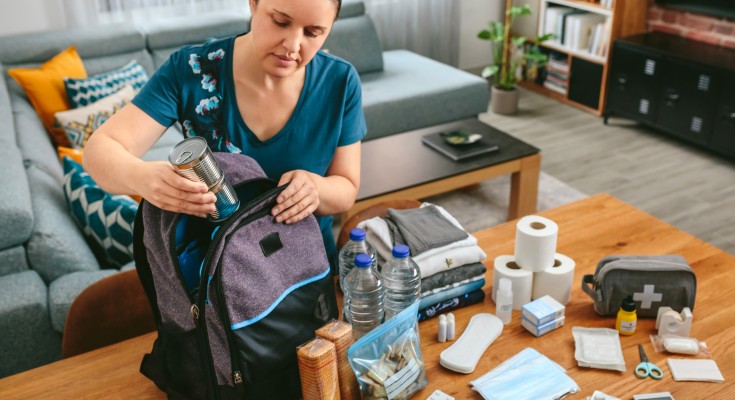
top-left (581, 255), bottom-right (696, 318)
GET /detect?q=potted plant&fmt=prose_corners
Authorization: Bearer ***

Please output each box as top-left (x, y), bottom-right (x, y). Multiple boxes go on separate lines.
top-left (478, 1), bottom-right (551, 114)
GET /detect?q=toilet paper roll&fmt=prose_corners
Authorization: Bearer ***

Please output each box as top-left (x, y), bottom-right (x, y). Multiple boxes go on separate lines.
top-left (492, 255), bottom-right (533, 310)
top-left (514, 215), bottom-right (558, 272)
top-left (532, 253), bottom-right (575, 305)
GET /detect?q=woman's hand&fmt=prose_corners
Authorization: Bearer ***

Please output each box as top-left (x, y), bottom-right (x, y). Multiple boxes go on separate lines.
top-left (133, 161), bottom-right (217, 218)
top-left (272, 170), bottom-right (320, 224)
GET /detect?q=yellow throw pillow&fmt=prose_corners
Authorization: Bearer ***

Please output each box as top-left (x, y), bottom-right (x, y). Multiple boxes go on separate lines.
top-left (8, 46), bottom-right (87, 148)
top-left (56, 146), bottom-right (142, 203)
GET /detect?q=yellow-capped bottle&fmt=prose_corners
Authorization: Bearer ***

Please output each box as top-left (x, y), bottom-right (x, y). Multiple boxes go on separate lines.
top-left (615, 295), bottom-right (637, 335)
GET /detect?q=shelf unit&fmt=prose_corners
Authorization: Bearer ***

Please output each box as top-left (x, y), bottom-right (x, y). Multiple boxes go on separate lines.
top-left (512, 0), bottom-right (648, 115)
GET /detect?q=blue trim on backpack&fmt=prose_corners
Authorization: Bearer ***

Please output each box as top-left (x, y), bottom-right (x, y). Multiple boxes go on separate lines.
top-left (231, 266), bottom-right (330, 330)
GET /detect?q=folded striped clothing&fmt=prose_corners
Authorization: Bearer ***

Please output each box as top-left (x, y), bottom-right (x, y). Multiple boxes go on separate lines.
top-left (421, 262), bottom-right (486, 295)
top-left (418, 289), bottom-right (486, 321)
top-left (419, 279), bottom-right (485, 309)
top-left (359, 203), bottom-right (486, 279)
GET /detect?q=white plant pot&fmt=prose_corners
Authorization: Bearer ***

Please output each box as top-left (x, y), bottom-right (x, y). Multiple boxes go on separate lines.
top-left (491, 86), bottom-right (520, 115)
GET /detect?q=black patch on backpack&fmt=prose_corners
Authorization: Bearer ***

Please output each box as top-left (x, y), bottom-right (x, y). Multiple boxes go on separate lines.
top-left (259, 232), bottom-right (283, 257)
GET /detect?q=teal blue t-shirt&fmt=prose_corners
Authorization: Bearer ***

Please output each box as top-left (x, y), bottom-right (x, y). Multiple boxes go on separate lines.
top-left (132, 36), bottom-right (367, 266)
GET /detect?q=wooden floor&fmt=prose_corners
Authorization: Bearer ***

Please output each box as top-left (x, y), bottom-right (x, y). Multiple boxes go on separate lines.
top-left (479, 88), bottom-right (735, 255)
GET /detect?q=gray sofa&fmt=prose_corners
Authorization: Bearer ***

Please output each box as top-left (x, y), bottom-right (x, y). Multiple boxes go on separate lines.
top-left (0, 1), bottom-right (488, 377)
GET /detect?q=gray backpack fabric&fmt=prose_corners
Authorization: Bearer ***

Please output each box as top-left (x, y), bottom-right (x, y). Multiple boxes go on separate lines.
top-left (134, 152), bottom-right (338, 399)
top-left (582, 254), bottom-right (696, 318)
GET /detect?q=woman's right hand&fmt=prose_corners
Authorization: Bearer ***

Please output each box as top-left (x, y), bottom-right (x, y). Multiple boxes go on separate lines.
top-left (133, 161), bottom-right (217, 218)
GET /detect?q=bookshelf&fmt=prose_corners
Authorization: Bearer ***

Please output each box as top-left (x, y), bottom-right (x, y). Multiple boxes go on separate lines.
top-left (512, 0), bottom-right (648, 115)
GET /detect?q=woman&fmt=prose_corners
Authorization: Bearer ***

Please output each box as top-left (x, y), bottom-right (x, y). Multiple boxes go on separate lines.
top-left (84, 0), bottom-right (365, 267)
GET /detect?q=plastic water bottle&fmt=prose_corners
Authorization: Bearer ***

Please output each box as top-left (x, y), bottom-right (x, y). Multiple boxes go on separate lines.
top-left (495, 278), bottom-right (513, 325)
top-left (338, 228), bottom-right (377, 293)
top-left (382, 244), bottom-right (421, 321)
top-left (344, 253), bottom-right (384, 340)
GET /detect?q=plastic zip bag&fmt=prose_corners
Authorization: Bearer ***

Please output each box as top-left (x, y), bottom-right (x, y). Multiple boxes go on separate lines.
top-left (650, 334), bottom-right (711, 356)
top-left (347, 302), bottom-right (427, 400)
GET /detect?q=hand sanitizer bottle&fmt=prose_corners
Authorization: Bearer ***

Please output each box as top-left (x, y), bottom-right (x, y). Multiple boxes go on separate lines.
top-left (496, 278), bottom-right (513, 325)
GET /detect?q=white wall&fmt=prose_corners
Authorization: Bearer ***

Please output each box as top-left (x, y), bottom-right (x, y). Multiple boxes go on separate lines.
top-left (0, 0), bottom-right (66, 37)
top-left (457, 0), bottom-right (504, 70)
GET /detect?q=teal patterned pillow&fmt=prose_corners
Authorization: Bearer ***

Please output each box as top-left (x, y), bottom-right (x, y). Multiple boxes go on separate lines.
top-left (62, 157), bottom-right (138, 268)
top-left (64, 60), bottom-right (148, 108)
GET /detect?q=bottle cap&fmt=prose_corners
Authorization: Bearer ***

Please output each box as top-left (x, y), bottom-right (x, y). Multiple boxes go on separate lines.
top-left (349, 228), bottom-right (366, 241)
top-left (498, 278), bottom-right (512, 293)
top-left (354, 253), bottom-right (372, 268)
top-left (621, 295), bottom-right (636, 312)
top-left (392, 244), bottom-right (410, 258)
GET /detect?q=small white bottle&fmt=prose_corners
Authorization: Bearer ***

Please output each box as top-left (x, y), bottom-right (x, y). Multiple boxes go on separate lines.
top-left (438, 314), bottom-right (447, 342)
top-left (446, 313), bottom-right (456, 341)
top-left (495, 278), bottom-right (513, 325)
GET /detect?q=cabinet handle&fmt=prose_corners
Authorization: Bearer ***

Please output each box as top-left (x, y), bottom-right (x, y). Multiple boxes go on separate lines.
top-left (665, 89), bottom-right (679, 107)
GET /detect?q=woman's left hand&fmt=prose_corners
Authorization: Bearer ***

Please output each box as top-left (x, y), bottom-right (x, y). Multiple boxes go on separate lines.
top-left (272, 170), bottom-right (321, 224)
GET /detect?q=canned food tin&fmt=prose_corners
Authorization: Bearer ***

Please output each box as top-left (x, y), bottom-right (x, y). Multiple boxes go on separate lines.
top-left (169, 136), bottom-right (223, 188)
top-left (169, 137), bottom-right (239, 221)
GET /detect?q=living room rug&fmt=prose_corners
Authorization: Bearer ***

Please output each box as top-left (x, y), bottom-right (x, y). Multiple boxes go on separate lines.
top-left (422, 171), bottom-right (588, 233)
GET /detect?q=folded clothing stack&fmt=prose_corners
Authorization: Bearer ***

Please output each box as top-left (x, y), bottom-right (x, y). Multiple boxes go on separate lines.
top-left (359, 203), bottom-right (487, 321)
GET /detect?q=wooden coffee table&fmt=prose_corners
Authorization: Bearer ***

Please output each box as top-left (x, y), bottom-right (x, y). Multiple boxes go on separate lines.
top-left (344, 118), bottom-right (541, 221)
top-left (1, 194), bottom-right (733, 399)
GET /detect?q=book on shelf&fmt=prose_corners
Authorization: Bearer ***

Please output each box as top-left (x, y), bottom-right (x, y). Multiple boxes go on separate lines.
top-left (564, 13), bottom-right (606, 51)
top-left (600, 0), bottom-right (615, 9)
top-left (543, 80), bottom-right (567, 95)
top-left (543, 6), bottom-right (572, 40)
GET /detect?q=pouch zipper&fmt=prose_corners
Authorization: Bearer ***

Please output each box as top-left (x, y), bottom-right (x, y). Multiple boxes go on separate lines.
top-left (595, 259), bottom-right (694, 289)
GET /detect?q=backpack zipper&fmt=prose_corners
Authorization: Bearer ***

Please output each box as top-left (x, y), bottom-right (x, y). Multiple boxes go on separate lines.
top-left (196, 183), bottom-right (286, 397)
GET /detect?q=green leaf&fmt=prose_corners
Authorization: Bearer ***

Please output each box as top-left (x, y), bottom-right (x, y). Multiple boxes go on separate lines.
top-left (537, 33), bottom-right (555, 42)
top-left (477, 30), bottom-right (491, 40)
top-left (512, 36), bottom-right (527, 46)
top-left (481, 65), bottom-right (499, 79)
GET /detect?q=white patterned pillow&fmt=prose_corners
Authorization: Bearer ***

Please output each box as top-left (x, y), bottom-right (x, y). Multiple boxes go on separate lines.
top-left (64, 60), bottom-right (147, 108)
top-left (54, 85), bottom-right (135, 149)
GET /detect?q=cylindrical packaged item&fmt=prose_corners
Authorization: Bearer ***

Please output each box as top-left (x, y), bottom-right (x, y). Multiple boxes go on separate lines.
top-left (492, 255), bottom-right (533, 310)
top-left (297, 338), bottom-right (340, 400)
top-left (514, 215), bottom-right (558, 272)
top-left (532, 253), bottom-right (575, 305)
top-left (169, 136), bottom-right (239, 221)
top-left (315, 320), bottom-right (360, 400)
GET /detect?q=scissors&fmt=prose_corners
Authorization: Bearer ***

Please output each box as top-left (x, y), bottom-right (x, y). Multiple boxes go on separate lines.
top-left (635, 344), bottom-right (663, 380)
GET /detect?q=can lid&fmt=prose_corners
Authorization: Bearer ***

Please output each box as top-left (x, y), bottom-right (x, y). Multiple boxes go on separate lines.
top-left (169, 137), bottom-right (209, 166)
top-left (392, 244), bottom-right (410, 258)
top-left (354, 253), bottom-right (372, 268)
top-left (349, 228), bottom-right (366, 241)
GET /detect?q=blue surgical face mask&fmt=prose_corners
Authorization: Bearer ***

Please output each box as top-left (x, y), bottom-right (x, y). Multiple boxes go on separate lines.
top-left (472, 348), bottom-right (579, 400)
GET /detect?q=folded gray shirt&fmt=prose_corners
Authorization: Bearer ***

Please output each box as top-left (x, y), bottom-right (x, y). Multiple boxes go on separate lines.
top-left (386, 205), bottom-right (468, 256)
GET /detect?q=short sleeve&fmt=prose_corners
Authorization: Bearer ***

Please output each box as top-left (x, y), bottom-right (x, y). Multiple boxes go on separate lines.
top-left (131, 51), bottom-right (182, 127)
top-left (337, 66), bottom-right (367, 146)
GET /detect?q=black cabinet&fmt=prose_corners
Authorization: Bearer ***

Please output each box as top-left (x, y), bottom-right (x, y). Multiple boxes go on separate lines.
top-left (604, 32), bottom-right (735, 159)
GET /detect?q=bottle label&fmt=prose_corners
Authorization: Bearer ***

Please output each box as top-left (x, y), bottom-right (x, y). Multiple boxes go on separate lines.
top-left (499, 304), bottom-right (512, 313)
top-left (620, 320), bottom-right (636, 333)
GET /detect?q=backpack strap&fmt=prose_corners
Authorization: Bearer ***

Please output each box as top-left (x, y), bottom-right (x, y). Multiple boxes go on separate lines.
top-left (133, 201), bottom-right (162, 326)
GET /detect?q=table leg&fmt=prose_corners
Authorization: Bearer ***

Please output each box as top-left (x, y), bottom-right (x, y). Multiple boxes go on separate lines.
top-left (508, 153), bottom-right (541, 220)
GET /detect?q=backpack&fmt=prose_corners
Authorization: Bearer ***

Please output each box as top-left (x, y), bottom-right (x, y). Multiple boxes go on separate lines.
top-left (133, 152), bottom-right (338, 399)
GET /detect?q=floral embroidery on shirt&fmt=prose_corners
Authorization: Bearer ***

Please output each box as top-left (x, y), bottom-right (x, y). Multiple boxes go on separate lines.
top-left (182, 120), bottom-right (195, 137)
top-left (188, 54), bottom-right (201, 74)
top-left (195, 96), bottom-right (220, 115)
top-left (208, 49), bottom-right (225, 61)
top-left (201, 73), bottom-right (217, 92)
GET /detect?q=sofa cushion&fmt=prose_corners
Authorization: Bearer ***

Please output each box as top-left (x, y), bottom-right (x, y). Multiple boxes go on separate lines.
top-left (339, 0), bottom-right (365, 18)
top-left (360, 50), bottom-right (490, 140)
top-left (0, 75), bottom-right (34, 252)
top-left (63, 158), bottom-right (138, 269)
top-left (141, 11), bottom-right (250, 69)
top-left (323, 14), bottom-right (383, 75)
top-left (25, 162), bottom-right (100, 283)
top-left (64, 61), bottom-right (147, 108)
top-left (0, 270), bottom-right (61, 377)
top-left (56, 85), bottom-right (135, 148)
top-left (7, 47), bottom-right (87, 147)
top-left (0, 246), bottom-right (30, 278)
top-left (0, 23), bottom-right (145, 66)
top-left (48, 269), bottom-right (118, 333)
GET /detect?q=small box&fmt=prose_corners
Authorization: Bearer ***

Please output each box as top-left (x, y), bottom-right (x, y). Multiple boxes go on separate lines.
top-left (521, 295), bottom-right (565, 326)
top-left (522, 315), bottom-right (565, 337)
